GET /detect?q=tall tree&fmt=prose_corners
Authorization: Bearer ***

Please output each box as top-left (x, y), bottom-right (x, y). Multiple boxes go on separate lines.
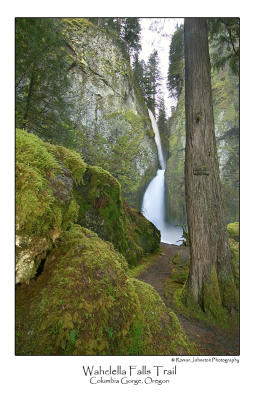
top-left (167, 24), bottom-right (184, 100)
top-left (157, 97), bottom-right (169, 160)
top-left (157, 97), bottom-right (167, 134)
top-left (122, 18), bottom-right (141, 59)
top-left (183, 18), bottom-right (237, 316)
top-left (144, 50), bottom-right (161, 113)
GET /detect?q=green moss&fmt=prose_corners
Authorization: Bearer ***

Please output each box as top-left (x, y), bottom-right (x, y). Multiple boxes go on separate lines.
top-left (16, 129), bottom-right (60, 234)
top-left (44, 143), bottom-right (86, 184)
top-left (131, 279), bottom-right (196, 355)
top-left (16, 225), bottom-right (137, 355)
top-left (62, 18), bottom-right (93, 33)
top-left (126, 252), bottom-right (159, 279)
top-left (75, 165), bottom-right (128, 253)
top-left (16, 129), bottom-right (86, 283)
top-left (229, 238), bottom-right (239, 287)
top-left (75, 166), bottom-right (160, 266)
top-left (171, 264), bottom-right (189, 285)
top-left (202, 265), bottom-right (222, 317)
top-left (16, 129), bottom-right (158, 282)
top-left (227, 222), bottom-right (239, 241)
top-left (16, 224), bottom-right (193, 355)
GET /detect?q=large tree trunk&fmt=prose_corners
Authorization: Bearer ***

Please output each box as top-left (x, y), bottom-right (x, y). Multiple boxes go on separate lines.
top-left (183, 18), bottom-right (237, 315)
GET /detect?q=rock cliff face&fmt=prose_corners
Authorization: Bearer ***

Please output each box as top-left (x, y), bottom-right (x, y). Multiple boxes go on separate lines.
top-left (62, 19), bottom-right (158, 207)
top-left (165, 92), bottom-right (186, 225)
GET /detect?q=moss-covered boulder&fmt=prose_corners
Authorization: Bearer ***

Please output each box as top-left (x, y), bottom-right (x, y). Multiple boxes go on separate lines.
top-left (15, 130), bottom-right (192, 355)
top-left (16, 130), bottom-right (159, 284)
top-left (16, 129), bottom-right (86, 283)
top-left (75, 165), bottom-right (160, 265)
top-left (16, 224), bottom-right (193, 355)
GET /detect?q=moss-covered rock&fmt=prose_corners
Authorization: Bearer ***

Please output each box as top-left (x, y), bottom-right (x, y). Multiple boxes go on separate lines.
top-left (16, 130), bottom-right (160, 284)
top-left (131, 279), bottom-right (195, 355)
top-left (16, 129), bottom-right (86, 283)
top-left (75, 165), bottom-right (160, 265)
top-left (16, 225), bottom-right (193, 355)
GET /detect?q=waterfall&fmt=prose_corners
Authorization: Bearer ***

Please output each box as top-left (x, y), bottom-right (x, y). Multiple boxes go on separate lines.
top-left (141, 110), bottom-right (182, 245)
top-left (148, 109), bottom-right (165, 170)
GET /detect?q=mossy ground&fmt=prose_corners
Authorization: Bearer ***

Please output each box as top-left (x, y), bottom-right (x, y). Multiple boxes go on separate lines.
top-left (16, 225), bottom-right (193, 356)
top-left (126, 251), bottom-right (160, 278)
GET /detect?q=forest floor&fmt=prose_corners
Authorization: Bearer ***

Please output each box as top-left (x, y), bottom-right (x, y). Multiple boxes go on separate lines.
top-left (138, 243), bottom-right (240, 356)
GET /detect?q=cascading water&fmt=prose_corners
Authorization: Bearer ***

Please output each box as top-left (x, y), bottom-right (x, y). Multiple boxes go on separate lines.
top-left (142, 110), bottom-right (182, 245)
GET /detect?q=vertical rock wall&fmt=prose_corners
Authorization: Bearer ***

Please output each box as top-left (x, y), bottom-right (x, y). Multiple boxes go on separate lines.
top-left (63, 19), bottom-right (158, 208)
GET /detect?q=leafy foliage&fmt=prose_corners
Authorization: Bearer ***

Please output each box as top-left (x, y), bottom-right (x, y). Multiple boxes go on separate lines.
top-left (208, 18), bottom-right (239, 75)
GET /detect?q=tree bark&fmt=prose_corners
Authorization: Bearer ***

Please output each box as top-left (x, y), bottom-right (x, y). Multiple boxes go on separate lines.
top-left (183, 18), bottom-right (237, 315)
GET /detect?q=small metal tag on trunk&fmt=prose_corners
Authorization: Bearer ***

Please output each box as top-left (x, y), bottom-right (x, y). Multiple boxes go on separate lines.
top-left (193, 166), bottom-right (209, 175)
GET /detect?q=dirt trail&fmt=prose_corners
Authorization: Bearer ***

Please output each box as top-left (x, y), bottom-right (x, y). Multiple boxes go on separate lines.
top-left (138, 243), bottom-right (240, 356)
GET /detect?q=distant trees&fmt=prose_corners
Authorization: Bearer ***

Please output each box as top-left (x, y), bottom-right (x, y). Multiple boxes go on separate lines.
top-left (16, 18), bottom-right (74, 146)
top-left (134, 50), bottom-right (162, 114)
top-left (157, 97), bottom-right (168, 135)
top-left (122, 18), bottom-right (141, 59)
top-left (167, 24), bottom-right (184, 100)
top-left (88, 17), bottom-right (141, 60)
top-left (145, 50), bottom-right (162, 113)
top-left (183, 18), bottom-right (238, 315)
